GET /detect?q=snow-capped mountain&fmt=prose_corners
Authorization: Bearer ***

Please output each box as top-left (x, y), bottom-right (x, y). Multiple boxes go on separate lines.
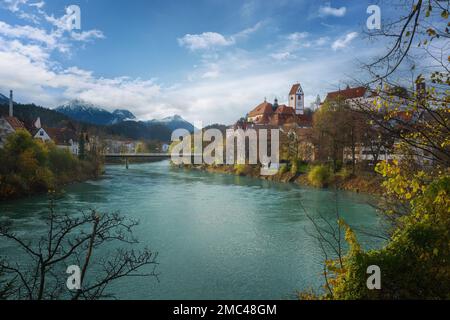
top-left (147, 115), bottom-right (194, 132)
top-left (112, 109), bottom-right (136, 123)
top-left (55, 100), bottom-right (136, 125)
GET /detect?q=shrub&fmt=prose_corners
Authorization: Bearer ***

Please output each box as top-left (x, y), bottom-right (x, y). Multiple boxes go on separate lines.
top-left (278, 164), bottom-right (288, 175)
top-left (290, 160), bottom-right (309, 175)
top-left (307, 165), bottom-right (334, 188)
top-left (337, 167), bottom-right (352, 180)
top-left (298, 162), bottom-right (309, 174)
top-left (48, 145), bottom-right (77, 177)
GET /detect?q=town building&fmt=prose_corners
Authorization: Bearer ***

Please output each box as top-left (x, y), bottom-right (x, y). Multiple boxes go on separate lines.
top-left (324, 85), bottom-right (377, 108)
top-left (323, 84), bottom-right (434, 167)
top-left (29, 117), bottom-right (79, 155)
top-left (32, 118), bottom-right (52, 143)
top-left (246, 84), bottom-right (312, 128)
top-left (45, 127), bottom-right (79, 155)
top-left (0, 90), bottom-right (27, 148)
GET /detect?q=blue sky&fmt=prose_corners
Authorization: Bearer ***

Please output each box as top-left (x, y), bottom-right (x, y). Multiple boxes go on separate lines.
top-left (0, 0), bottom-right (401, 124)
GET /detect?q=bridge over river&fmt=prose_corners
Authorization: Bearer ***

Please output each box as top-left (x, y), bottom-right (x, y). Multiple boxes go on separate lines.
top-left (103, 153), bottom-right (202, 168)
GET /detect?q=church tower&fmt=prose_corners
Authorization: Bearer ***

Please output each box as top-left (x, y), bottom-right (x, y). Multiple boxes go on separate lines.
top-left (288, 83), bottom-right (304, 115)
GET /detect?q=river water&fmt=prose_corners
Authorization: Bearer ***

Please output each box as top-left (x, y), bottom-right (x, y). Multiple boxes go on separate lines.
top-left (0, 161), bottom-right (383, 300)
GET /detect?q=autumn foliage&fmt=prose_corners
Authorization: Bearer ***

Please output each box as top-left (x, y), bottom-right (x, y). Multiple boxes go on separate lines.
top-left (0, 130), bottom-right (101, 200)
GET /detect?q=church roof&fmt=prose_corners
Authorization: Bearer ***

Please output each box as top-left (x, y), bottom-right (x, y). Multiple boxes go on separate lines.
top-left (248, 101), bottom-right (274, 117)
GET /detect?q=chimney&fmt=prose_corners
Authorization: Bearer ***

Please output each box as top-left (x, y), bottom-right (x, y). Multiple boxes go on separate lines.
top-left (9, 90), bottom-right (13, 117)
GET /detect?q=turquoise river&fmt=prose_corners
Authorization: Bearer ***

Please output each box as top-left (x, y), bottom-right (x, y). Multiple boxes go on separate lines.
top-left (0, 161), bottom-right (384, 299)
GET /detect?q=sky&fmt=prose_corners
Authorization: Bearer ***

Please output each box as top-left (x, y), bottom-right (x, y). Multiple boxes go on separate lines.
top-left (0, 0), bottom-right (401, 125)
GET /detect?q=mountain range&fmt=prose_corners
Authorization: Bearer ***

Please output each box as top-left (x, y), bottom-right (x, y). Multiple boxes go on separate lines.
top-left (55, 100), bottom-right (137, 125)
top-left (55, 100), bottom-right (194, 132)
top-left (0, 95), bottom-right (195, 142)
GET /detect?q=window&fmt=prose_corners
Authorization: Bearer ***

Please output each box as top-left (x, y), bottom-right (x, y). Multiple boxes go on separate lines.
top-left (40, 131), bottom-right (44, 136)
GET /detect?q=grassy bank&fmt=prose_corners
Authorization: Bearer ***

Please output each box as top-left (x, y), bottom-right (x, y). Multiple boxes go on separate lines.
top-left (176, 162), bottom-right (383, 195)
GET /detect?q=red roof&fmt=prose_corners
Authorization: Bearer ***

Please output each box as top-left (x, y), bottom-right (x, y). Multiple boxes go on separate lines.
top-left (45, 127), bottom-right (77, 146)
top-left (289, 84), bottom-right (301, 96)
top-left (325, 86), bottom-right (368, 101)
top-left (4, 117), bottom-right (26, 131)
top-left (248, 101), bottom-right (274, 117)
top-left (275, 105), bottom-right (295, 115)
top-left (255, 114), bottom-right (271, 125)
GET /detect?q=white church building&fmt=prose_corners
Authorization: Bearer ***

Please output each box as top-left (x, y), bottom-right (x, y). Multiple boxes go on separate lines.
top-left (288, 83), bottom-right (305, 115)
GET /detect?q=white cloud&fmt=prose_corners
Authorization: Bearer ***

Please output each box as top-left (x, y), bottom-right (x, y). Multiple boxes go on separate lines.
top-left (332, 32), bottom-right (358, 50)
top-left (178, 22), bottom-right (263, 51)
top-left (232, 21), bottom-right (264, 40)
top-left (1, 0), bottom-right (45, 23)
top-left (0, 21), bottom-right (57, 47)
top-left (0, 36), bottom-right (49, 62)
top-left (270, 52), bottom-right (295, 61)
top-left (178, 32), bottom-right (234, 51)
top-left (0, 39), bottom-right (163, 111)
top-left (70, 29), bottom-right (105, 42)
top-left (319, 3), bottom-right (347, 17)
top-left (2, 0), bottom-right (28, 12)
top-left (0, 2), bottom-right (105, 54)
top-left (286, 32), bottom-right (308, 42)
top-left (28, 1), bottom-right (44, 9)
top-left (270, 32), bottom-right (329, 61)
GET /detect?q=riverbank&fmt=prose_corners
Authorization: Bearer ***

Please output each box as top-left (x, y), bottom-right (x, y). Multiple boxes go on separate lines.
top-left (177, 164), bottom-right (383, 195)
top-left (0, 163), bottom-right (103, 201)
